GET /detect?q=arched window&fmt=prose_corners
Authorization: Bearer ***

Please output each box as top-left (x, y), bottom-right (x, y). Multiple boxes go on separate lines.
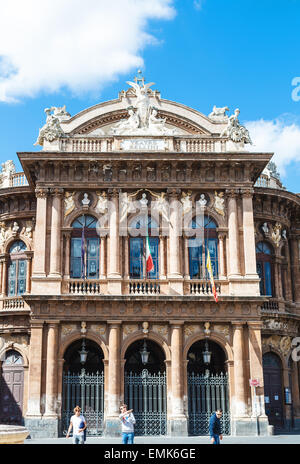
top-left (129, 216), bottom-right (159, 279)
top-left (188, 216), bottom-right (218, 279)
top-left (7, 241), bottom-right (27, 296)
top-left (70, 215), bottom-right (99, 279)
top-left (256, 241), bottom-right (274, 296)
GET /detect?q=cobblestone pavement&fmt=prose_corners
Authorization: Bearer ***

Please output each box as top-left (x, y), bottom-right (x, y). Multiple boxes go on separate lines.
top-left (24, 433), bottom-right (300, 445)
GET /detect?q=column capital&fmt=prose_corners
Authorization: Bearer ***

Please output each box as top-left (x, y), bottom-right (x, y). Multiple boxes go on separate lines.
top-left (232, 321), bottom-right (246, 329)
top-left (50, 188), bottom-right (64, 197)
top-left (240, 188), bottom-right (254, 197)
top-left (169, 320), bottom-right (184, 327)
top-left (167, 188), bottom-right (181, 199)
top-left (107, 320), bottom-right (122, 326)
top-left (225, 188), bottom-right (239, 199)
top-left (35, 187), bottom-right (48, 198)
top-left (247, 321), bottom-right (263, 330)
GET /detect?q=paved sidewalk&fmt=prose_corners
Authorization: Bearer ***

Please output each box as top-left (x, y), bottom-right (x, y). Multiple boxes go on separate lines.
top-left (24, 433), bottom-right (300, 445)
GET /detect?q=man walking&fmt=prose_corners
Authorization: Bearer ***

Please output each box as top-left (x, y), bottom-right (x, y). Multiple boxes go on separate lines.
top-left (119, 404), bottom-right (136, 444)
top-left (209, 408), bottom-right (223, 444)
top-left (66, 405), bottom-right (87, 444)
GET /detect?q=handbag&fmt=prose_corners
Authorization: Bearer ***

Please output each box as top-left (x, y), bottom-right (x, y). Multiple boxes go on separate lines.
top-left (79, 420), bottom-right (87, 442)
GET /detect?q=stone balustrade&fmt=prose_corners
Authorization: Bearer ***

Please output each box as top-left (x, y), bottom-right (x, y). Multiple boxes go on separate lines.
top-left (1, 297), bottom-right (27, 311)
top-left (129, 280), bottom-right (161, 295)
top-left (189, 280), bottom-right (221, 296)
top-left (69, 280), bottom-right (101, 295)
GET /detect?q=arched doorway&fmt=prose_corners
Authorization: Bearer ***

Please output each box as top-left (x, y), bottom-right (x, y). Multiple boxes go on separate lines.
top-left (124, 339), bottom-right (167, 435)
top-left (0, 350), bottom-right (24, 425)
top-left (263, 352), bottom-right (284, 429)
top-left (62, 339), bottom-right (104, 436)
top-left (187, 339), bottom-right (230, 435)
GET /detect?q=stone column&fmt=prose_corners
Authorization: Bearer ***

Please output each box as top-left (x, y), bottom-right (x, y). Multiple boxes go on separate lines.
top-left (285, 240), bottom-right (293, 302)
top-left (63, 232), bottom-right (71, 278)
top-left (242, 190), bottom-right (258, 278)
top-left (168, 190), bottom-right (181, 278)
top-left (168, 190), bottom-right (183, 294)
top-left (104, 321), bottom-right (121, 436)
top-left (25, 256), bottom-right (32, 294)
top-left (100, 236), bottom-right (107, 279)
top-left (159, 235), bottom-right (166, 279)
top-left (183, 235), bottom-right (190, 279)
top-left (107, 190), bottom-right (121, 294)
top-left (32, 188), bottom-right (48, 278)
top-left (232, 323), bottom-right (247, 423)
top-left (25, 322), bottom-right (44, 421)
top-left (247, 322), bottom-right (269, 433)
top-left (290, 236), bottom-right (300, 302)
top-left (217, 233), bottom-right (226, 279)
top-left (169, 322), bottom-right (187, 435)
top-left (227, 190), bottom-right (241, 278)
top-left (44, 321), bottom-right (59, 435)
top-left (291, 360), bottom-right (300, 426)
top-left (49, 189), bottom-right (63, 277)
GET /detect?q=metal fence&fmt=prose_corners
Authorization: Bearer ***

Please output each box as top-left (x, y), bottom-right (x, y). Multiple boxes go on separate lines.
top-left (188, 372), bottom-right (231, 435)
top-left (62, 369), bottom-right (104, 436)
top-left (124, 369), bottom-right (167, 436)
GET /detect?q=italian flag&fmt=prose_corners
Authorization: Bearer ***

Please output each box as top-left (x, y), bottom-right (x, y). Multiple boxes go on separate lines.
top-left (206, 248), bottom-right (218, 303)
top-left (146, 233), bottom-right (154, 274)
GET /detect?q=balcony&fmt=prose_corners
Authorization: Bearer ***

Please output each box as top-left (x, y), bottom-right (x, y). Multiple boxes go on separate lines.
top-left (128, 280), bottom-right (161, 295)
top-left (68, 280), bottom-right (101, 295)
top-left (0, 297), bottom-right (29, 311)
top-left (189, 280), bottom-right (221, 296)
top-left (260, 298), bottom-right (279, 313)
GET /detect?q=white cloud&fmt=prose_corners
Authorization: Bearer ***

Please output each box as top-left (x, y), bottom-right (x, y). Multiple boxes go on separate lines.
top-left (245, 117), bottom-right (300, 177)
top-left (0, 0), bottom-right (175, 102)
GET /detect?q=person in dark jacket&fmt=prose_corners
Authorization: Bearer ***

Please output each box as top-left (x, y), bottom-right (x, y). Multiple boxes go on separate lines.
top-left (209, 409), bottom-right (223, 444)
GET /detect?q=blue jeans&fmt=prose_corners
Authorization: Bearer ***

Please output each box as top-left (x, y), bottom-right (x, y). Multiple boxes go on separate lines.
top-left (73, 434), bottom-right (84, 444)
top-left (122, 432), bottom-right (134, 444)
top-left (211, 434), bottom-right (220, 445)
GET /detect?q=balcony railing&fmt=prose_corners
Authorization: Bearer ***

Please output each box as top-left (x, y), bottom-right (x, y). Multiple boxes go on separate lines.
top-left (1, 297), bottom-right (27, 310)
top-left (261, 298), bottom-right (279, 313)
top-left (129, 280), bottom-right (161, 295)
top-left (189, 280), bottom-right (221, 296)
top-left (69, 280), bottom-right (101, 295)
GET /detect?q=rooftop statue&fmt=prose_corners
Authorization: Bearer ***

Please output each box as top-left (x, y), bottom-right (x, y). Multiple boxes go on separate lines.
top-left (220, 108), bottom-right (252, 144)
top-left (111, 72), bottom-right (178, 135)
top-left (34, 106), bottom-right (70, 146)
top-left (208, 105), bottom-right (229, 122)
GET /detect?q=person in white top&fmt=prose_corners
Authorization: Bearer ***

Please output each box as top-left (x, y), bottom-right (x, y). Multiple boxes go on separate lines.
top-left (66, 405), bottom-right (87, 444)
top-left (119, 404), bottom-right (136, 444)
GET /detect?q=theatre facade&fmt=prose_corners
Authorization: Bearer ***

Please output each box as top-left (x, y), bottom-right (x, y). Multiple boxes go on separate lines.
top-left (0, 73), bottom-right (300, 438)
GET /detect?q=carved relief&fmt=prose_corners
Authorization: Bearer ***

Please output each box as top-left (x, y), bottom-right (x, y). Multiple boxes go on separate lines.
top-left (90, 324), bottom-right (106, 337)
top-left (262, 335), bottom-right (292, 357)
top-left (152, 324), bottom-right (168, 339)
top-left (213, 324), bottom-right (230, 339)
top-left (64, 192), bottom-right (75, 218)
top-left (184, 325), bottom-right (200, 338)
top-left (213, 191), bottom-right (225, 216)
top-left (61, 324), bottom-right (78, 338)
top-left (123, 324), bottom-right (139, 338)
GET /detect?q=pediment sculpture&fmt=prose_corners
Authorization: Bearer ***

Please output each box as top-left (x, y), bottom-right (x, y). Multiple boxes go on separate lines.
top-left (221, 108), bottom-right (252, 144)
top-left (111, 80), bottom-right (178, 135)
top-left (34, 106), bottom-right (70, 146)
top-left (208, 105), bottom-right (229, 122)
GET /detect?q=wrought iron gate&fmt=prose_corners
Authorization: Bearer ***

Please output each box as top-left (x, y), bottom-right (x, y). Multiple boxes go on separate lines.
top-left (188, 372), bottom-right (230, 435)
top-left (62, 369), bottom-right (104, 436)
top-left (124, 369), bottom-right (167, 435)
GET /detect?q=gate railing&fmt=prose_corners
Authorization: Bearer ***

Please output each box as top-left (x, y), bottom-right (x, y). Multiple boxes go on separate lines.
top-left (125, 369), bottom-right (167, 436)
top-left (188, 372), bottom-right (230, 435)
top-left (62, 369), bottom-right (104, 436)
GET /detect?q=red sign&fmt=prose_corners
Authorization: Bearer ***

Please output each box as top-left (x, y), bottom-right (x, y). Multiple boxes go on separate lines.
top-left (249, 379), bottom-right (260, 387)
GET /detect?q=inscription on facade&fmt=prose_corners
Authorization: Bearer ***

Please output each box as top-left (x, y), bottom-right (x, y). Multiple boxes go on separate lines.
top-left (120, 139), bottom-right (167, 151)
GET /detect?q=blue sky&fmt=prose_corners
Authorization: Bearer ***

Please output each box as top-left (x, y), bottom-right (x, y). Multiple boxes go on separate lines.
top-left (0, 0), bottom-right (299, 192)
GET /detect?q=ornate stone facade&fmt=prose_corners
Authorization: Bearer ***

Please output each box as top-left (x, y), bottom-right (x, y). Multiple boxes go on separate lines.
top-left (0, 74), bottom-right (300, 438)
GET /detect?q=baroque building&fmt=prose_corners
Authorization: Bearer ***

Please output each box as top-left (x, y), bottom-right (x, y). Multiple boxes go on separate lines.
top-left (0, 73), bottom-right (300, 438)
